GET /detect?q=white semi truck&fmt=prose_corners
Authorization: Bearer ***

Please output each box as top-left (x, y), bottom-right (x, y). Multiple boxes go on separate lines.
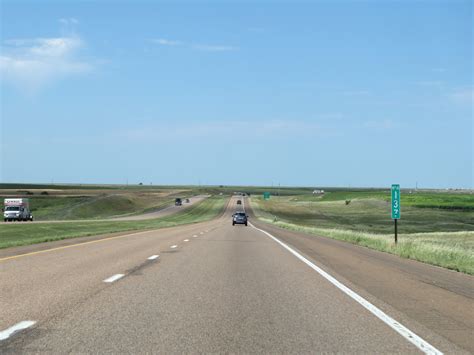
top-left (3, 198), bottom-right (34, 222)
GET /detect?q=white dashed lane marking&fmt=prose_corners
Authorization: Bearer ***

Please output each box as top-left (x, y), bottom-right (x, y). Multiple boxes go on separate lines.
top-left (0, 321), bottom-right (36, 341)
top-left (147, 255), bottom-right (159, 260)
top-left (170, 245), bottom-right (178, 249)
top-left (193, 235), bottom-right (198, 238)
top-left (103, 274), bottom-right (125, 283)
top-left (184, 239), bottom-right (189, 242)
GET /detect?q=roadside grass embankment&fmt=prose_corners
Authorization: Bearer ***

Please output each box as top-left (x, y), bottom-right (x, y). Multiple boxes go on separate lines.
top-left (251, 194), bottom-right (474, 275)
top-left (0, 196), bottom-right (227, 249)
top-left (0, 188), bottom-right (192, 221)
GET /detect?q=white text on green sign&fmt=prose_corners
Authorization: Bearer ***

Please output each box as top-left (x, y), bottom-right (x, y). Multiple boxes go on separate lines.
top-left (391, 184), bottom-right (400, 219)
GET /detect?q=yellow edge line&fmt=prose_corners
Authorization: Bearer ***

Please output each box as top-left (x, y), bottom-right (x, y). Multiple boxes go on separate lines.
top-left (0, 229), bottom-right (156, 262)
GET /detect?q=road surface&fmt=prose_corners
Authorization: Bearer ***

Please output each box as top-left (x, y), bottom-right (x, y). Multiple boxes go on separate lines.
top-left (0, 196), bottom-right (472, 353)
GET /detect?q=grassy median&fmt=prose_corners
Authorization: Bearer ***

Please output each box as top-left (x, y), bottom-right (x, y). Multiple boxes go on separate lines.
top-left (0, 196), bottom-right (228, 249)
top-left (0, 186), bottom-right (192, 221)
top-left (251, 193), bottom-right (474, 274)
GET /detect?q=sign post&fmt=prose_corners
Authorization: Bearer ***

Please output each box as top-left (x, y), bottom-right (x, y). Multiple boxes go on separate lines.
top-left (391, 184), bottom-right (400, 244)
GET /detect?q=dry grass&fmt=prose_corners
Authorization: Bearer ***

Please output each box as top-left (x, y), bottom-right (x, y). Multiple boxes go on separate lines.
top-left (251, 197), bottom-right (474, 274)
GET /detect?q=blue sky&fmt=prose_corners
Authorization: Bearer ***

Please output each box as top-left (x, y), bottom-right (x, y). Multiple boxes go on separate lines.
top-left (1, 0), bottom-right (472, 188)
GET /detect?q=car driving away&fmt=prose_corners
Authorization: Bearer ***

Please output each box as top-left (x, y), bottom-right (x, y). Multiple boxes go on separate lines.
top-left (232, 211), bottom-right (248, 226)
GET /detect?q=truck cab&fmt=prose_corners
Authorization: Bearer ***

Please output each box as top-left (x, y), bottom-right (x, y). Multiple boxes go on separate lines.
top-left (4, 198), bottom-right (34, 222)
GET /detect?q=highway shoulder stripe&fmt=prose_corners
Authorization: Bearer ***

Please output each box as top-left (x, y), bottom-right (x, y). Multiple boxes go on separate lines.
top-left (0, 321), bottom-right (36, 341)
top-left (103, 274), bottom-right (125, 283)
top-left (249, 222), bottom-right (443, 355)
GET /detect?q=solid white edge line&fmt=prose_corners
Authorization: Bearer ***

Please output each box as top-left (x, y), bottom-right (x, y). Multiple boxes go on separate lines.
top-left (0, 321), bottom-right (36, 341)
top-left (103, 274), bottom-right (125, 283)
top-left (147, 255), bottom-right (159, 260)
top-left (249, 222), bottom-right (443, 355)
top-left (170, 245), bottom-right (178, 249)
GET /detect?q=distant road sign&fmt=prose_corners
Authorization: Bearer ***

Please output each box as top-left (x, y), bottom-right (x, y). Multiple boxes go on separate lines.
top-left (263, 192), bottom-right (270, 200)
top-left (391, 184), bottom-right (400, 219)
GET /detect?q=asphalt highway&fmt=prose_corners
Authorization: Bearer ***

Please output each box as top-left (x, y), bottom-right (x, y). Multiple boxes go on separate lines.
top-left (0, 196), bottom-right (472, 353)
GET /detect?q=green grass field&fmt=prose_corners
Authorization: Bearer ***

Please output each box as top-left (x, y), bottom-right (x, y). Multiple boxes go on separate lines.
top-left (0, 186), bottom-right (193, 220)
top-left (0, 196), bottom-right (227, 249)
top-left (253, 192), bottom-right (474, 234)
top-left (250, 191), bottom-right (474, 274)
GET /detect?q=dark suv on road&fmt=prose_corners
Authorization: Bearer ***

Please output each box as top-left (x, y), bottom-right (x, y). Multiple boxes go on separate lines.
top-left (232, 212), bottom-right (248, 226)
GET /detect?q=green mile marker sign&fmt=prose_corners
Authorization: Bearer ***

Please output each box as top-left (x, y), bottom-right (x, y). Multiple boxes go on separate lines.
top-left (391, 184), bottom-right (400, 220)
top-left (263, 192), bottom-right (271, 200)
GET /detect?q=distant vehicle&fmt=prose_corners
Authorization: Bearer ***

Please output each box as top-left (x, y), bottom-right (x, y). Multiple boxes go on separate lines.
top-left (4, 198), bottom-right (33, 222)
top-left (175, 198), bottom-right (182, 206)
top-left (185, 198), bottom-right (190, 203)
top-left (237, 200), bottom-right (242, 205)
top-left (232, 212), bottom-right (248, 226)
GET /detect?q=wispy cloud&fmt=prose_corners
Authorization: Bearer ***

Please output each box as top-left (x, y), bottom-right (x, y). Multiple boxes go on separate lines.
top-left (59, 18), bottom-right (79, 25)
top-left (1, 34), bottom-right (93, 93)
top-left (151, 38), bottom-right (182, 46)
top-left (363, 119), bottom-right (394, 130)
top-left (416, 80), bottom-right (444, 89)
top-left (150, 38), bottom-right (238, 52)
top-left (114, 120), bottom-right (324, 143)
top-left (341, 90), bottom-right (371, 97)
top-left (449, 88), bottom-right (474, 104)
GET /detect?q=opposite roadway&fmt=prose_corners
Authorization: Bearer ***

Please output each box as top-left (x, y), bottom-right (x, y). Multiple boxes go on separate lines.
top-left (0, 196), bottom-right (472, 353)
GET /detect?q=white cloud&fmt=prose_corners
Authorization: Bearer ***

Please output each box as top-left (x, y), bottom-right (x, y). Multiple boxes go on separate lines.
top-left (31, 37), bottom-right (83, 57)
top-left (151, 38), bottom-right (182, 46)
top-left (59, 18), bottom-right (79, 25)
top-left (416, 81), bottom-right (444, 89)
top-left (150, 38), bottom-right (238, 52)
top-left (1, 35), bottom-right (92, 92)
top-left (115, 120), bottom-right (323, 143)
top-left (449, 88), bottom-right (474, 104)
top-left (341, 90), bottom-right (371, 96)
top-left (363, 119), bottom-right (394, 130)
